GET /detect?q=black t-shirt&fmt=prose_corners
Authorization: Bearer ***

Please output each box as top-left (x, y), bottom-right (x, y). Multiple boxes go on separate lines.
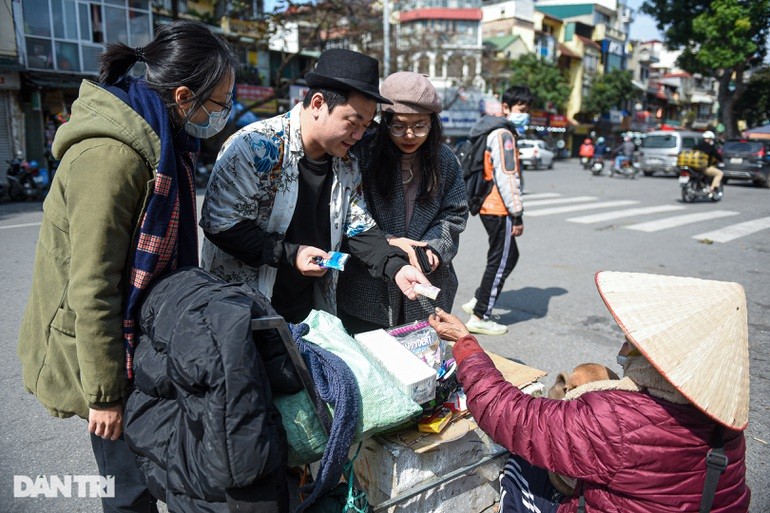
top-left (203, 155), bottom-right (410, 324)
top-left (271, 155), bottom-right (333, 323)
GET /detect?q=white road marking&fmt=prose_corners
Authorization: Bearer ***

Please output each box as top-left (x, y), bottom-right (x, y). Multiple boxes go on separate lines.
top-left (0, 222), bottom-right (42, 231)
top-left (520, 192), bottom-right (562, 200)
top-left (568, 205), bottom-right (687, 224)
top-left (526, 200), bottom-right (639, 217)
top-left (523, 196), bottom-right (597, 207)
top-left (692, 216), bottom-right (770, 243)
top-left (625, 210), bottom-right (739, 232)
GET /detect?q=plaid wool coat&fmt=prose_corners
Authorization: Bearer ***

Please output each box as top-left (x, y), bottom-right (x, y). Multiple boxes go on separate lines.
top-left (337, 143), bottom-right (468, 327)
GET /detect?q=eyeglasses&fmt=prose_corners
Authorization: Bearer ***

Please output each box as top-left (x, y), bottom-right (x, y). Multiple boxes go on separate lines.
top-left (206, 92), bottom-right (233, 116)
top-left (388, 123), bottom-right (432, 138)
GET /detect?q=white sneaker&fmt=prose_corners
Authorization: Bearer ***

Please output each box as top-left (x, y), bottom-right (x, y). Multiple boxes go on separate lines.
top-left (466, 316), bottom-right (508, 336)
top-left (461, 297), bottom-right (477, 315)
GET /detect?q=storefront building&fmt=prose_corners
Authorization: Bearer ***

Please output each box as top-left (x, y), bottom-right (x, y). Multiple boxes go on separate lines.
top-left (10, 0), bottom-right (153, 167)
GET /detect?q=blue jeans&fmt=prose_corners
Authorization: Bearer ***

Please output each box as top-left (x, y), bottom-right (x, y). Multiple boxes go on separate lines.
top-left (90, 433), bottom-right (159, 513)
top-left (614, 155), bottom-right (630, 169)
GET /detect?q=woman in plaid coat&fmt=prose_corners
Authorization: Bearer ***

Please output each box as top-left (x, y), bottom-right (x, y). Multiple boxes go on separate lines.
top-left (337, 72), bottom-right (468, 333)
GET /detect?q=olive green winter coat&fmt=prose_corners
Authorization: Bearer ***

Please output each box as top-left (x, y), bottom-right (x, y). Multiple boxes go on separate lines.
top-left (18, 80), bottom-right (161, 419)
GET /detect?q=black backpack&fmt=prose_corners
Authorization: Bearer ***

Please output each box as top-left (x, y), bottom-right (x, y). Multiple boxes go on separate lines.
top-left (456, 135), bottom-right (489, 216)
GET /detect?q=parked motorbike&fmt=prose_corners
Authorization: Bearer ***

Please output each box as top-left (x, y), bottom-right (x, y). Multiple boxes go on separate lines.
top-left (5, 158), bottom-right (45, 201)
top-left (679, 166), bottom-right (723, 202)
top-left (610, 153), bottom-right (640, 179)
top-left (590, 156), bottom-right (605, 176)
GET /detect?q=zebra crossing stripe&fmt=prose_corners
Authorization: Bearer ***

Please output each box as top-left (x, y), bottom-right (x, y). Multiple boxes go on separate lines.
top-left (0, 222), bottom-right (42, 231)
top-left (521, 192), bottom-right (562, 200)
top-left (526, 200), bottom-right (639, 217)
top-left (625, 210), bottom-right (739, 232)
top-left (524, 196), bottom-right (596, 207)
top-left (568, 204), bottom-right (687, 224)
top-left (692, 216), bottom-right (770, 243)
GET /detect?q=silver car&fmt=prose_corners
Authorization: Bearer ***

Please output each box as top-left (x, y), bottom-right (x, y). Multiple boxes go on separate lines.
top-left (517, 139), bottom-right (555, 170)
top-left (639, 130), bottom-right (702, 176)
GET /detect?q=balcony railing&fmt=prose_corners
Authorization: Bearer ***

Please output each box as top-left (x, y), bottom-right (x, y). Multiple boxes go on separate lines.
top-left (594, 23), bottom-right (625, 42)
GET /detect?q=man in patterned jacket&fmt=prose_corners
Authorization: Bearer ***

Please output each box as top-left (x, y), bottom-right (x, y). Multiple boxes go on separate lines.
top-left (200, 49), bottom-right (429, 323)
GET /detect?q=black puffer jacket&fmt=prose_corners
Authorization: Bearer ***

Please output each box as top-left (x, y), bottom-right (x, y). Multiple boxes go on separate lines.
top-left (124, 267), bottom-right (302, 513)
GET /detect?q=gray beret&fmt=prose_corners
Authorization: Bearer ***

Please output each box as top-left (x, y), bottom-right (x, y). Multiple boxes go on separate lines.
top-left (380, 71), bottom-right (443, 114)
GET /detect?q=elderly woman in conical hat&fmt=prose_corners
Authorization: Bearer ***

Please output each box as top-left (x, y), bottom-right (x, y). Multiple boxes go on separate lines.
top-left (429, 272), bottom-right (751, 513)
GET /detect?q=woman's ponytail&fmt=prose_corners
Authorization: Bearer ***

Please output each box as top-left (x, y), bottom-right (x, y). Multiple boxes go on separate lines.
top-left (97, 21), bottom-right (238, 116)
top-left (99, 42), bottom-right (142, 85)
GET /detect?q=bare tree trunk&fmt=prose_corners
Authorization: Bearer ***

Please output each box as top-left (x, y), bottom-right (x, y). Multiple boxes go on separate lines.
top-left (717, 67), bottom-right (748, 140)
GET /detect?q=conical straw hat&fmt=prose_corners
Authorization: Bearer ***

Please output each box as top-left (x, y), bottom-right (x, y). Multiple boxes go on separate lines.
top-left (595, 271), bottom-right (749, 430)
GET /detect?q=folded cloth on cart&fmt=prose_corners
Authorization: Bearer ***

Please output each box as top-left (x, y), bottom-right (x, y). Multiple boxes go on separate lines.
top-left (275, 310), bottom-right (423, 466)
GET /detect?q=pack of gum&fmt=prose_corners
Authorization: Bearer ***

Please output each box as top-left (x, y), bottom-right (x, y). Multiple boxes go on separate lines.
top-left (414, 283), bottom-right (440, 300)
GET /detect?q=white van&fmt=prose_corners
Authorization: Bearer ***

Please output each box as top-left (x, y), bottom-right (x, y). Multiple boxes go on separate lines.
top-left (639, 130), bottom-right (702, 176)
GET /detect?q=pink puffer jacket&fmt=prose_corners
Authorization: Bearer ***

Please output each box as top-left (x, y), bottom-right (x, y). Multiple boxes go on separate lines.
top-left (458, 350), bottom-right (751, 512)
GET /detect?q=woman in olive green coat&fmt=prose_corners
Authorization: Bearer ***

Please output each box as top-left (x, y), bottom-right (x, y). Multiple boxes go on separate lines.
top-left (17, 21), bottom-right (237, 512)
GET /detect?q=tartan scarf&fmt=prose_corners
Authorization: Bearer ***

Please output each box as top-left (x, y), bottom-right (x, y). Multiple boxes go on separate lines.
top-left (103, 76), bottom-right (199, 379)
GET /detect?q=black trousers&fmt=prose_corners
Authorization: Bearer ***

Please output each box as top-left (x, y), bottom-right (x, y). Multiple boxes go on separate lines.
top-left (473, 215), bottom-right (520, 319)
top-left (499, 455), bottom-right (564, 513)
top-left (90, 433), bottom-right (159, 513)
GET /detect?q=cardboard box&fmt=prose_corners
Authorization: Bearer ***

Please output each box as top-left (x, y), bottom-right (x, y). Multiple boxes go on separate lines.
top-left (349, 352), bottom-right (546, 512)
top-left (353, 422), bottom-right (506, 513)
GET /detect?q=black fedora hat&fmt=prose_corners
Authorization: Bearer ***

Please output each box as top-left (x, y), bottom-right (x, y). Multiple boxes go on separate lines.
top-left (305, 49), bottom-right (392, 104)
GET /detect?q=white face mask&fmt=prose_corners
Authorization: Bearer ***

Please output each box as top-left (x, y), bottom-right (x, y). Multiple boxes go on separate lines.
top-left (184, 104), bottom-right (229, 139)
top-left (508, 112), bottom-right (530, 127)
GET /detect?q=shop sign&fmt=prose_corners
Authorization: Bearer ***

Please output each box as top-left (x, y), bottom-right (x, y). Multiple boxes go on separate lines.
top-left (236, 84), bottom-right (274, 102)
top-left (439, 110), bottom-right (480, 132)
top-left (550, 114), bottom-right (568, 128)
top-left (530, 109), bottom-right (549, 127)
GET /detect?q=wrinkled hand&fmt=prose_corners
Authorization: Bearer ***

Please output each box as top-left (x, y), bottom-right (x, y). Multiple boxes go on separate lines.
top-left (394, 264), bottom-right (430, 300)
top-left (88, 404), bottom-right (123, 441)
top-left (429, 307), bottom-right (470, 342)
top-left (295, 245), bottom-right (329, 277)
top-left (388, 237), bottom-right (427, 269)
top-left (511, 225), bottom-right (524, 237)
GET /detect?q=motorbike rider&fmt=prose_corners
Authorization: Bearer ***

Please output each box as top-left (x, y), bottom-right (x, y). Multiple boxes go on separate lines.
top-left (612, 135), bottom-right (637, 171)
top-left (578, 138), bottom-right (594, 166)
top-left (579, 138), bottom-right (594, 157)
top-left (693, 130), bottom-right (724, 193)
top-left (593, 137), bottom-right (608, 160)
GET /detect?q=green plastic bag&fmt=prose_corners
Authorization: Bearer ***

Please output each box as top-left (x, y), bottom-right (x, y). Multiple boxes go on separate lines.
top-left (275, 311), bottom-right (423, 466)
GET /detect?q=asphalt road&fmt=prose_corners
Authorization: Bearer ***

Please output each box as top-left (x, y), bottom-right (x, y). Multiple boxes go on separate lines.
top-left (1, 158), bottom-right (768, 512)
